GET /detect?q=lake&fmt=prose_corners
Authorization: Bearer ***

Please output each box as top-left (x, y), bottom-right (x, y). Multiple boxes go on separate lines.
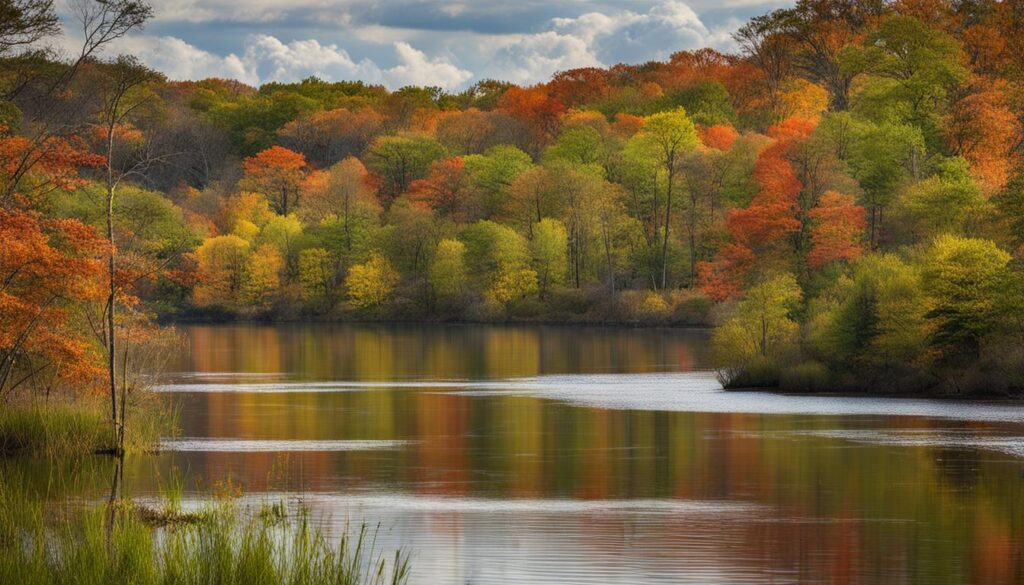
top-left (135, 324), bottom-right (1024, 583)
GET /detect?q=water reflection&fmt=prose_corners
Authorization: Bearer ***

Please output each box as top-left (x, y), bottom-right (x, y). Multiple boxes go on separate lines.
top-left (94, 325), bottom-right (1024, 583)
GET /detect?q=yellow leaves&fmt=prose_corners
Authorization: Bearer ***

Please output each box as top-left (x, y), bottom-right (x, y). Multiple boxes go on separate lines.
top-left (345, 253), bottom-right (400, 310)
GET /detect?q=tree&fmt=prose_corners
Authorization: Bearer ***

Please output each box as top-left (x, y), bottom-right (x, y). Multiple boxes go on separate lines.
top-left (88, 52), bottom-right (167, 453)
top-left (624, 109), bottom-right (699, 288)
top-left (241, 243), bottom-right (282, 308)
top-left (258, 214), bottom-right (304, 282)
top-left (302, 157), bottom-right (379, 221)
top-left (429, 239), bottom-right (468, 305)
top-left (298, 247), bottom-right (334, 307)
top-left (464, 145), bottom-right (533, 218)
top-left (363, 135), bottom-right (445, 204)
top-left (944, 80), bottom-right (1022, 192)
top-left (277, 107), bottom-right (382, 166)
top-left (408, 156), bottom-right (469, 219)
top-left (0, 210), bottom-right (105, 397)
top-left (712, 272), bottom-right (802, 384)
top-left (240, 146), bottom-right (307, 215)
top-left (807, 191), bottom-right (866, 268)
top-left (811, 254), bottom-right (928, 374)
top-left (923, 235), bottom-right (1011, 362)
top-left (842, 15), bottom-right (967, 150)
top-left (895, 157), bottom-right (984, 242)
top-left (192, 235), bottom-right (249, 308)
top-left (345, 252), bottom-right (400, 310)
top-left (530, 218), bottom-right (568, 297)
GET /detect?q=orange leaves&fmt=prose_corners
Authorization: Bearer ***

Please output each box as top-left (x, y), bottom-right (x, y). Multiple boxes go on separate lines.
top-left (807, 191), bottom-right (866, 269)
top-left (242, 145), bottom-right (306, 175)
top-left (699, 116), bottom-right (810, 299)
top-left (0, 133), bottom-right (104, 205)
top-left (945, 80), bottom-right (1022, 192)
top-left (240, 146), bottom-right (307, 215)
top-left (0, 210), bottom-right (106, 393)
top-left (700, 125), bottom-right (739, 151)
top-left (497, 86), bottom-right (565, 142)
top-left (408, 157), bottom-right (468, 219)
top-left (697, 244), bottom-right (756, 302)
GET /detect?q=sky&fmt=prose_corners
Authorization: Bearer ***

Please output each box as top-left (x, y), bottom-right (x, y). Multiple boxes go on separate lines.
top-left (56, 0), bottom-right (793, 90)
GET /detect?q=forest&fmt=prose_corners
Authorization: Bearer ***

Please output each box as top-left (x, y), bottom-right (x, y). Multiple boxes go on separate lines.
top-left (3, 0), bottom-right (1024, 398)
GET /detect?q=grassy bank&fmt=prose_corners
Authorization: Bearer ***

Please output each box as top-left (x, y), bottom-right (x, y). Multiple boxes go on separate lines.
top-left (0, 397), bottom-right (171, 457)
top-left (0, 472), bottom-right (410, 585)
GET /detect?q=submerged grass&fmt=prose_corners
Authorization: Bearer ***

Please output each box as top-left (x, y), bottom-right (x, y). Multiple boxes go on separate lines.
top-left (0, 474), bottom-right (411, 585)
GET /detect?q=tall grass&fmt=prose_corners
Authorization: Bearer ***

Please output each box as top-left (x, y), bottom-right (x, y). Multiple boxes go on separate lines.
top-left (0, 396), bottom-right (172, 457)
top-left (0, 476), bottom-right (410, 585)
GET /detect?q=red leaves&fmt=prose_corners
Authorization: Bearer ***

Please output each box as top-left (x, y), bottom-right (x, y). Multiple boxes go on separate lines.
top-left (408, 157), bottom-right (468, 218)
top-left (807, 191), bottom-right (866, 269)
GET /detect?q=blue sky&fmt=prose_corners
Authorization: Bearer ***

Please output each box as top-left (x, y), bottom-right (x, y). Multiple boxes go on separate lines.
top-left (58, 0), bottom-right (793, 89)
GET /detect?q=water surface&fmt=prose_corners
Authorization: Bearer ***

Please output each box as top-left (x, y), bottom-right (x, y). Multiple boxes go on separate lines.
top-left (133, 325), bottom-right (1024, 583)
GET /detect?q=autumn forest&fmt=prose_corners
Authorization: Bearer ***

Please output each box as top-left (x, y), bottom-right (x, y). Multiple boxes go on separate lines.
top-left (5, 0), bottom-right (1024, 412)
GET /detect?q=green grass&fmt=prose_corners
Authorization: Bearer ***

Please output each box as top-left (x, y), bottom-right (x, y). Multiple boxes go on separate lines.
top-left (0, 475), bottom-right (411, 585)
top-left (0, 397), bottom-right (172, 457)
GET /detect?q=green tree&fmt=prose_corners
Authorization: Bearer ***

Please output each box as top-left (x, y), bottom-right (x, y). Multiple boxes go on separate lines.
top-left (624, 109), bottom-right (699, 288)
top-left (842, 15), bottom-right (967, 150)
top-left (364, 135), bottom-right (446, 203)
top-left (896, 157), bottom-right (985, 241)
top-left (712, 273), bottom-right (802, 384)
top-left (463, 145), bottom-right (534, 218)
top-left (530, 218), bottom-right (568, 297)
top-left (429, 239), bottom-right (468, 305)
top-left (812, 254), bottom-right (928, 373)
top-left (922, 235), bottom-right (1010, 361)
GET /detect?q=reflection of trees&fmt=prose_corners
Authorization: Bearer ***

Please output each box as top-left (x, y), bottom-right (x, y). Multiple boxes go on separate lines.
top-left (164, 324), bottom-right (1023, 583)
top-left (174, 324), bottom-right (710, 380)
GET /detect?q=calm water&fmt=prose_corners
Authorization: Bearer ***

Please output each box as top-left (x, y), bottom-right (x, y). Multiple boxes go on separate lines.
top-left (109, 325), bottom-right (1024, 583)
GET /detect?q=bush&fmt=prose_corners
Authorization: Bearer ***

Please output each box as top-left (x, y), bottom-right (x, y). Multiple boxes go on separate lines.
top-left (717, 357), bottom-right (780, 389)
top-left (668, 289), bottom-right (713, 325)
top-left (779, 361), bottom-right (833, 393)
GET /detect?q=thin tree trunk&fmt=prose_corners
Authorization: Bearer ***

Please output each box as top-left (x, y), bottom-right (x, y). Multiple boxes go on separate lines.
top-left (661, 162), bottom-right (674, 290)
top-left (106, 170), bottom-right (117, 450)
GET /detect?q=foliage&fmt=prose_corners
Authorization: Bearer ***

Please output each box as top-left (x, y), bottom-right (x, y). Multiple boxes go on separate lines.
top-left (345, 253), bottom-right (400, 310)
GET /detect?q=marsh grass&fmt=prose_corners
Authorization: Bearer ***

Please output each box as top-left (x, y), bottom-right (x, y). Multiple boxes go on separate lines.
top-left (0, 475), bottom-right (411, 585)
top-left (0, 395), bottom-right (173, 457)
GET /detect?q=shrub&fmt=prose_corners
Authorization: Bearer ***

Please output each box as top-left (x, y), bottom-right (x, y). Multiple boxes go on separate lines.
top-left (779, 361), bottom-right (833, 393)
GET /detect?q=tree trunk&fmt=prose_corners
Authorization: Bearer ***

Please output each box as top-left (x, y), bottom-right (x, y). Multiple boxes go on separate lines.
top-left (106, 178), bottom-right (117, 450)
top-left (661, 159), bottom-right (674, 290)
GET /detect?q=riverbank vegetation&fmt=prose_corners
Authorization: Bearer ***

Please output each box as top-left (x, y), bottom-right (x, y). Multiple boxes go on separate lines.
top-left (0, 469), bottom-right (410, 585)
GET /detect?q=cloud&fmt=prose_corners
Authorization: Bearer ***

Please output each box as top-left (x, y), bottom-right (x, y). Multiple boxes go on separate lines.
top-left (478, 1), bottom-right (737, 84)
top-left (109, 34), bottom-right (471, 89)
top-left (68, 0), bottom-right (745, 89)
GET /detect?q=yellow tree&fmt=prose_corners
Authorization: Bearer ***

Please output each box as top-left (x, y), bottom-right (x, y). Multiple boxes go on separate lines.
top-left (345, 252), bottom-right (400, 310)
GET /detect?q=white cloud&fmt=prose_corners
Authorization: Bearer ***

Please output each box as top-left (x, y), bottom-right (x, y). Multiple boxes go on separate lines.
top-left (477, 0), bottom-right (737, 85)
top-left (385, 42), bottom-right (473, 88)
top-left (108, 34), bottom-right (471, 90)
top-left (485, 31), bottom-right (600, 84)
top-left (63, 0), bottom-right (744, 89)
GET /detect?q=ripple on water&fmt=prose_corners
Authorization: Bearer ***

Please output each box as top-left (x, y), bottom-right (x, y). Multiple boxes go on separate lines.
top-left (160, 438), bottom-right (411, 452)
